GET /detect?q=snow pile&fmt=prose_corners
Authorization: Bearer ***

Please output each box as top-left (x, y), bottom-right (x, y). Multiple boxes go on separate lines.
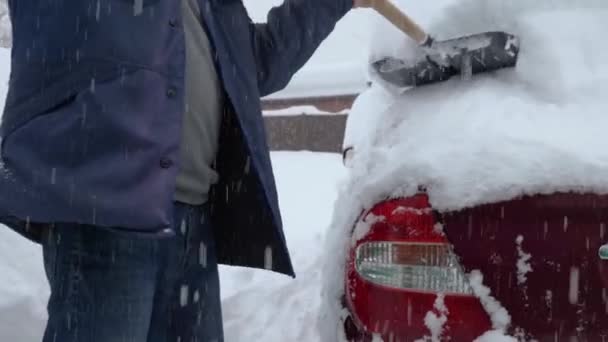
top-left (474, 330), bottom-right (517, 342)
top-left (221, 152), bottom-right (347, 342)
top-left (354, 5), bottom-right (608, 213)
top-left (366, 0), bottom-right (458, 64)
top-left (0, 48), bottom-right (46, 342)
top-left (342, 85), bottom-right (395, 159)
top-left (350, 0), bottom-right (608, 213)
top-left (0, 0), bottom-right (10, 48)
top-left (0, 48), bottom-right (10, 106)
top-left (263, 105), bottom-right (349, 116)
top-left (322, 0), bottom-right (608, 340)
top-left (0, 228), bottom-right (48, 342)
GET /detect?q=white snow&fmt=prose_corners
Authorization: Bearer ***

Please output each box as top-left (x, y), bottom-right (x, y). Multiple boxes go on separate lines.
top-left (263, 105), bottom-right (349, 116)
top-left (468, 270), bottom-right (511, 332)
top-left (515, 235), bottom-right (532, 285)
top-left (0, 60), bottom-right (44, 338)
top-left (0, 227), bottom-right (48, 342)
top-left (220, 152), bottom-right (347, 342)
top-left (0, 1), bottom-right (10, 48)
top-left (468, 271), bottom-right (518, 342)
top-left (342, 84), bottom-right (395, 161)
top-left (419, 294), bottom-right (449, 342)
top-left (344, 0), bottom-right (608, 212)
top-left (199, 242), bottom-right (208, 267)
top-left (0, 48), bottom-right (9, 107)
top-left (350, 213), bottom-right (384, 246)
top-left (0, 151), bottom-right (347, 342)
top-left (473, 330), bottom-right (517, 342)
top-left (180, 285), bottom-right (190, 307)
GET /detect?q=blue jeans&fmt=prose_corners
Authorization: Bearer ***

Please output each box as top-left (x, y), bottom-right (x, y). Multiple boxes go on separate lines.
top-left (40, 202), bottom-right (224, 342)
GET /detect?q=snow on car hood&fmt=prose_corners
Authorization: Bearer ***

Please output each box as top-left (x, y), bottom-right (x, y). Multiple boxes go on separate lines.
top-left (321, 0), bottom-right (608, 341)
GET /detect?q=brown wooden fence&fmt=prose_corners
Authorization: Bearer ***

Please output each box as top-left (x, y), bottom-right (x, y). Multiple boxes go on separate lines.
top-left (263, 114), bottom-right (348, 153)
top-left (261, 94), bottom-right (355, 153)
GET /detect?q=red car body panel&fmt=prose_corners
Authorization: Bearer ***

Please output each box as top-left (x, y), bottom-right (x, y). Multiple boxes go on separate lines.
top-left (345, 193), bottom-right (608, 341)
top-left (443, 193), bottom-right (608, 341)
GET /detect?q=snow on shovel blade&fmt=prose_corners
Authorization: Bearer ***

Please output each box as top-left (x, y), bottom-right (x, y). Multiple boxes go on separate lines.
top-left (372, 31), bottom-right (520, 88)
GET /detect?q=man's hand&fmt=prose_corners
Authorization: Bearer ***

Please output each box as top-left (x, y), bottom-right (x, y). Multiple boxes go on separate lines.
top-left (353, 0), bottom-right (374, 8)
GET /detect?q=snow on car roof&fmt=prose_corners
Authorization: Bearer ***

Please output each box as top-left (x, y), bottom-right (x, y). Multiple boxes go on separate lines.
top-left (322, 0), bottom-right (608, 340)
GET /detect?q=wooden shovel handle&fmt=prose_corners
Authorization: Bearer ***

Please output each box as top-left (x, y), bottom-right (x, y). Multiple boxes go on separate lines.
top-left (370, 0), bottom-right (429, 45)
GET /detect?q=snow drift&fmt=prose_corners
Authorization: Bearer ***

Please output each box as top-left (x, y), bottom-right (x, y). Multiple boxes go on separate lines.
top-left (320, 0), bottom-right (608, 340)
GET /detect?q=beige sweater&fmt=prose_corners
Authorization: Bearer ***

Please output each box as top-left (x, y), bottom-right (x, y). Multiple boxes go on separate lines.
top-left (175, 0), bottom-right (223, 205)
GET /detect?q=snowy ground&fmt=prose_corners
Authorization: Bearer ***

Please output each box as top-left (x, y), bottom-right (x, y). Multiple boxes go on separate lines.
top-left (222, 152), bottom-right (347, 342)
top-left (0, 151), bottom-right (347, 342)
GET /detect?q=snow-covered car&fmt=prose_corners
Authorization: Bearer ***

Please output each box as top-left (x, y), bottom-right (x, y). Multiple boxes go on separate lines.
top-left (321, 0), bottom-right (608, 341)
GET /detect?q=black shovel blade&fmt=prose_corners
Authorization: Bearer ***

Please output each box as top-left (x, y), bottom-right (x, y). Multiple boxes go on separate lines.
top-left (372, 31), bottom-right (520, 88)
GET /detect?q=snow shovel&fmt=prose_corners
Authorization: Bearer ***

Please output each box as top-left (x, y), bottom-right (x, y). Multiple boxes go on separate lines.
top-left (370, 0), bottom-right (520, 88)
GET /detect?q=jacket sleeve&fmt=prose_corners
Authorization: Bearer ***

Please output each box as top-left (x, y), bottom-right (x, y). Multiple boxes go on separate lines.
top-left (251, 0), bottom-right (353, 96)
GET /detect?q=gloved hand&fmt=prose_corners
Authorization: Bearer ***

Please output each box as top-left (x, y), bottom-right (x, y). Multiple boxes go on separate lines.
top-left (353, 0), bottom-right (374, 8)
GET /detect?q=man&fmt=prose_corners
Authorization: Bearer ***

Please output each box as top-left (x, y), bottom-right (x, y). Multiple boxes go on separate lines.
top-left (0, 0), bottom-right (371, 340)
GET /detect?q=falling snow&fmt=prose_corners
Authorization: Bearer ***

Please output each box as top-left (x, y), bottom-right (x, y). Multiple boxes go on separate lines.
top-left (181, 219), bottom-right (187, 235)
top-left (263, 245), bottom-right (273, 270)
top-left (199, 242), bottom-right (207, 268)
top-left (180, 285), bottom-right (189, 307)
top-left (569, 266), bottom-right (580, 305)
top-left (133, 0), bottom-right (144, 16)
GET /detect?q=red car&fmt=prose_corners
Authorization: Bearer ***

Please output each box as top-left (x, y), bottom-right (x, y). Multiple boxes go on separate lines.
top-left (334, 3), bottom-right (608, 340)
top-left (342, 193), bottom-right (608, 341)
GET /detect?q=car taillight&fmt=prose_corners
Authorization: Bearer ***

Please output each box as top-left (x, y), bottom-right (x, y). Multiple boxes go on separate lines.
top-left (345, 194), bottom-right (491, 341)
top-left (355, 242), bottom-right (473, 294)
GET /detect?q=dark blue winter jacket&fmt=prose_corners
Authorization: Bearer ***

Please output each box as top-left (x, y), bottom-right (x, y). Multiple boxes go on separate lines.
top-left (0, 0), bottom-right (352, 276)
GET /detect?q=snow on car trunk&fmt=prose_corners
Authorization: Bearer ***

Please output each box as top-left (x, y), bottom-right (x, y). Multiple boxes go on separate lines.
top-left (321, 0), bottom-right (608, 340)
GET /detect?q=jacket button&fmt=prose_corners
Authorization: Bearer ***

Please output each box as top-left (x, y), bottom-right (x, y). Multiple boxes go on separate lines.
top-left (169, 20), bottom-right (178, 28)
top-left (166, 87), bottom-right (177, 98)
top-left (160, 158), bottom-right (173, 169)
